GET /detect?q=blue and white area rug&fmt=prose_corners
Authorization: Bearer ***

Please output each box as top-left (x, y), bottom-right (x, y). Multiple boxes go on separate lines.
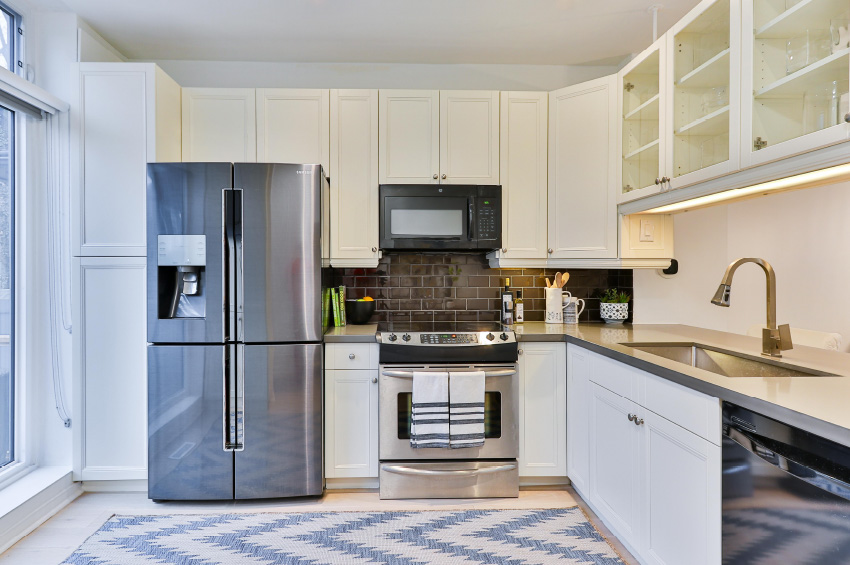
top-left (62, 507), bottom-right (625, 564)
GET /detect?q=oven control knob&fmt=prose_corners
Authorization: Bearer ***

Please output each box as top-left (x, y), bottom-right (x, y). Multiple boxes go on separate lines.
top-left (402, 333), bottom-right (411, 342)
top-left (388, 333), bottom-right (398, 342)
top-left (500, 333), bottom-right (509, 341)
top-left (486, 333), bottom-right (495, 341)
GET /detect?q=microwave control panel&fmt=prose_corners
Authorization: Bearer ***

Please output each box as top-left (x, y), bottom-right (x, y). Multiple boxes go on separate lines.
top-left (475, 187), bottom-right (501, 243)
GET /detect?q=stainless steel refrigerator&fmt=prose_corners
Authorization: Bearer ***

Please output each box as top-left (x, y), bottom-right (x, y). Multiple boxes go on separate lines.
top-left (146, 163), bottom-right (325, 500)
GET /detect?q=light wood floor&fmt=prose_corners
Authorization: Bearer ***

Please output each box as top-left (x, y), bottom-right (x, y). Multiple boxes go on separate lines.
top-left (0, 487), bottom-right (638, 564)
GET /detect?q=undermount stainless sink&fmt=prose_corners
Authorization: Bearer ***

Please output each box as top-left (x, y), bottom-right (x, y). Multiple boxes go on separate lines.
top-left (620, 342), bottom-right (835, 378)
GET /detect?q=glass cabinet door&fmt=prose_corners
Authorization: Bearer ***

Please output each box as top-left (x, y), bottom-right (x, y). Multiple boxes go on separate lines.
top-left (668, 0), bottom-right (741, 188)
top-left (619, 39), bottom-right (666, 204)
top-left (743, 0), bottom-right (850, 167)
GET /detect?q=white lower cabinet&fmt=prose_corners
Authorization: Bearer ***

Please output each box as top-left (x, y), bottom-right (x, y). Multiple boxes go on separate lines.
top-left (589, 382), bottom-right (643, 548)
top-left (517, 342), bottom-right (566, 478)
top-left (568, 344), bottom-right (721, 564)
top-left (641, 409), bottom-right (721, 565)
top-left (324, 344), bottom-right (379, 480)
top-left (73, 257), bottom-right (148, 480)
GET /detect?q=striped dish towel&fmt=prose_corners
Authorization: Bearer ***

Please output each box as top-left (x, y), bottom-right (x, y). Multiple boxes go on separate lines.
top-left (449, 371), bottom-right (486, 448)
top-left (410, 371), bottom-right (450, 448)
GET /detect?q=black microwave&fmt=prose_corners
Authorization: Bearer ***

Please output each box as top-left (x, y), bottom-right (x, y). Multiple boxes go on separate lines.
top-left (379, 184), bottom-right (502, 251)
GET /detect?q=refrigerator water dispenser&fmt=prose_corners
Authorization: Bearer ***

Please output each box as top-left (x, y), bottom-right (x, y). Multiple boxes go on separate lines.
top-left (157, 235), bottom-right (207, 319)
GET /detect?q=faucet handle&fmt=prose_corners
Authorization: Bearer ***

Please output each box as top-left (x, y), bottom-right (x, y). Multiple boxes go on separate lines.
top-left (777, 324), bottom-right (793, 351)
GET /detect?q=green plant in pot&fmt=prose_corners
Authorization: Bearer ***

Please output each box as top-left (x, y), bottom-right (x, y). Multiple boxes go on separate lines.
top-left (599, 289), bottom-right (630, 324)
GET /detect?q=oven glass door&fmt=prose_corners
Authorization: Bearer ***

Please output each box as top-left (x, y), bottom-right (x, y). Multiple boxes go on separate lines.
top-left (379, 366), bottom-right (518, 461)
top-left (382, 196), bottom-right (471, 242)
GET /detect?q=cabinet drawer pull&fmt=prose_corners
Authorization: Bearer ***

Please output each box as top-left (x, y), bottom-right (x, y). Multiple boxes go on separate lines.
top-left (628, 413), bottom-right (636, 422)
top-left (441, 174), bottom-right (447, 179)
top-left (633, 416), bottom-right (644, 426)
top-left (348, 353), bottom-right (355, 360)
top-left (372, 247), bottom-right (377, 252)
top-left (371, 377), bottom-right (377, 383)
top-left (433, 174), bottom-right (438, 179)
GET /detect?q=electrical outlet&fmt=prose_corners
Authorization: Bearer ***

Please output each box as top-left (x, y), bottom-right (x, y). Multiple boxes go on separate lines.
top-left (639, 219), bottom-right (655, 242)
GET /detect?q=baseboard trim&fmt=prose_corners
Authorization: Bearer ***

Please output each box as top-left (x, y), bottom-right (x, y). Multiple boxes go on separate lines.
top-left (81, 479), bottom-right (148, 492)
top-left (325, 478), bottom-right (379, 490)
top-left (0, 467), bottom-right (82, 554)
top-left (519, 476), bottom-right (571, 487)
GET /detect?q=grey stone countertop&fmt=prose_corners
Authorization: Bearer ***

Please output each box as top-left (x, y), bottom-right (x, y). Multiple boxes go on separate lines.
top-left (323, 323), bottom-right (379, 342)
top-left (324, 321), bottom-right (850, 447)
top-left (517, 322), bottom-right (850, 448)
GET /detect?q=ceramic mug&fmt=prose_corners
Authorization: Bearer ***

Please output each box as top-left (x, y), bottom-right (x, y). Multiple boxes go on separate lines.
top-left (546, 288), bottom-right (569, 324)
top-left (563, 297), bottom-right (586, 324)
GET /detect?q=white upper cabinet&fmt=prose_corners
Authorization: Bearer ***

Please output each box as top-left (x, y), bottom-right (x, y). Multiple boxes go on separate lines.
top-left (256, 89), bottom-right (329, 170)
top-left (742, 0), bottom-right (850, 168)
top-left (72, 63), bottom-right (181, 257)
top-left (330, 89), bottom-right (380, 266)
top-left (379, 90), bottom-right (440, 184)
top-left (666, 0), bottom-right (741, 189)
top-left (517, 342), bottom-right (566, 478)
top-left (548, 76), bottom-right (618, 259)
top-left (619, 37), bottom-right (668, 204)
top-left (182, 88), bottom-right (257, 162)
top-left (440, 91), bottom-right (500, 184)
top-left (496, 92), bottom-right (548, 259)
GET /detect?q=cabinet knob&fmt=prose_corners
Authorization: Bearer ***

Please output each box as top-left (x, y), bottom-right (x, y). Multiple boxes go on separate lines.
top-left (628, 413), bottom-right (635, 422)
top-left (548, 248), bottom-right (553, 254)
top-left (348, 353), bottom-right (355, 360)
top-left (433, 174), bottom-right (438, 179)
top-left (372, 247), bottom-right (377, 253)
top-left (371, 377), bottom-right (378, 383)
top-left (518, 349), bottom-right (523, 355)
top-left (845, 113), bottom-right (850, 123)
top-left (441, 174), bottom-right (447, 179)
top-left (655, 178), bottom-right (661, 185)
top-left (502, 247), bottom-right (507, 253)
top-left (634, 417), bottom-right (645, 426)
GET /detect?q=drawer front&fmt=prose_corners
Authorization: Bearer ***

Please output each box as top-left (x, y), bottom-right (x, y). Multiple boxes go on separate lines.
top-left (643, 373), bottom-right (721, 445)
top-left (588, 350), bottom-right (644, 404)
top-left (332, 343), bottom-right (374, 370)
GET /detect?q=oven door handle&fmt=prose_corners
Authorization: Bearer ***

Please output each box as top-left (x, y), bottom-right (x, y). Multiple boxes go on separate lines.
top-left (381, 369), bottom-right (516, 378)
top-left (725, 425), bottom-right (850, 501)
top-left (381, 463), bottom-right (517, 477)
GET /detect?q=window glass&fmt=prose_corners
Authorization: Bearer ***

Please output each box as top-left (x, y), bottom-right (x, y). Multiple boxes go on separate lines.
top-left (0, 106), bottom-right (13, 468)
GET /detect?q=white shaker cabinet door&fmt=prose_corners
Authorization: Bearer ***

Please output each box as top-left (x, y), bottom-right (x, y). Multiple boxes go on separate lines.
top-left (566, 344), bottom-right (591, 495)
top-left (256, 89), bottom-right (329, 171)
top-left (379, 90), bottom-right (440, 184)
top-left (589, 381), bottom-right (642, 549)
top-left (517, 343), bottom-right (566, 477)
top-left (73, 257), bottom-right (148, 480)
top-left (72, 63), bottom-right (181, 256)
top-left (330, 90), bottom-right (380, 265)
top-left (548, 76), bottom-right (618, 259)
top-left (324, 369), bottom-right (379, 478)
top-left (182, 88), bottom-right (257, 162)
top-left (497, 92), bottom-right (548, 259)
top-left (440, 90), bottom-right (499, 185)
top-left (639, 409), bottom-right (721, 565)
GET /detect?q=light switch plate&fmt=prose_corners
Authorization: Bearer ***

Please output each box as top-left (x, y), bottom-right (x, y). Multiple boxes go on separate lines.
top-left (639, 219), bottom-right (655, 242)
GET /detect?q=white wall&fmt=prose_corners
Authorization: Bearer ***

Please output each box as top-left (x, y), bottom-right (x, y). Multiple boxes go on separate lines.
top-left (634, 181), bottom-right (850, 352)
top-left (150, 59), bottom-right (619, 91)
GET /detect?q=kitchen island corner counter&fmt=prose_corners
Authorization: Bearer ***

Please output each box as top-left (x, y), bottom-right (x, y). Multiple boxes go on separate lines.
top-left (517, 321), bottom-right (850, 448)
top-left (324, 324), bottom-right (379, 342)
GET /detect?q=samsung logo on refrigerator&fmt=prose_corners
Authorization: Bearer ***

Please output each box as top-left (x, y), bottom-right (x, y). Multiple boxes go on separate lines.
top-left (296, 170), bottom-right (311, 175)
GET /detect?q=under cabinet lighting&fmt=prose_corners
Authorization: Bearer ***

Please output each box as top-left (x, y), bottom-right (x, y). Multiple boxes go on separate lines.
top-left (641, 163), bottom-right (850, 214)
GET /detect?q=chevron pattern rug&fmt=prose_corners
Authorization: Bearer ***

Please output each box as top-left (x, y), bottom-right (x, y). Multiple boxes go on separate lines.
top-left (61, 507), bottom-right (625, 564)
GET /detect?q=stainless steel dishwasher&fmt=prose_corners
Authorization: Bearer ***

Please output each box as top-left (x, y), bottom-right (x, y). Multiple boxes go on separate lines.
top-left (722, 402), bottom-right (850, 564)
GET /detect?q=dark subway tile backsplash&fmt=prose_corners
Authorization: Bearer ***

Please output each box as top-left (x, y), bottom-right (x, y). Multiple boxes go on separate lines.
top-left (328, 253), bottom-right (634, 325)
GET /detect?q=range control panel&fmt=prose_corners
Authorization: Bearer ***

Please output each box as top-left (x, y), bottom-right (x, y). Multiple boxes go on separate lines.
top-left (421, 333), bottom-right (479, 344)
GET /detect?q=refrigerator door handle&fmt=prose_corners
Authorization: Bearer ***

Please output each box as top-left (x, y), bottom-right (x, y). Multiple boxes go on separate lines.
top-left (224, 344), bottom-right (238, 451)
top-left (235, 344), bottom-right (245, 451)
top-left (233, 188), bottom-right (244, 342)
top-left (223, 188), bottom-right (237, 341)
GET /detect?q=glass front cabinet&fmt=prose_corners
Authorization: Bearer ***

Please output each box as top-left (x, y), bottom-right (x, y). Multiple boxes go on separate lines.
top-left (742, 0), bottom-right (850, 167)
top-left (620, 0), bottom-right (742, 204)
top-left (619, 38), bottom-right (667, 203)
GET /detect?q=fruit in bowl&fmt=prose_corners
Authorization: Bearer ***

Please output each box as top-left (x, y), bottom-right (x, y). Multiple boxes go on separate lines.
top-left (345, 298), bottom-right (376, 324)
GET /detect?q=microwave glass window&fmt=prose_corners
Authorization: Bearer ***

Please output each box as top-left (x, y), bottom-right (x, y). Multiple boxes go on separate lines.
top-left (396, 392), bottom-right (502, 439)
top-left (391, 209), bottom-right (463, 236)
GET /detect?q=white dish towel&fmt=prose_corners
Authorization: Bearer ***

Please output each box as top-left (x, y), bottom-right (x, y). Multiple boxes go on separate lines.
top-left (449, 371), bottom-right (486, 449)
top-left (410, 371), bottom-right (450, 449)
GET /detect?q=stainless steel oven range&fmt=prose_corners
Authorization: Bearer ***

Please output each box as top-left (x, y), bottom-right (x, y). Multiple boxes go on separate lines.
top-left (377, 323), bottom-right (519, 499)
